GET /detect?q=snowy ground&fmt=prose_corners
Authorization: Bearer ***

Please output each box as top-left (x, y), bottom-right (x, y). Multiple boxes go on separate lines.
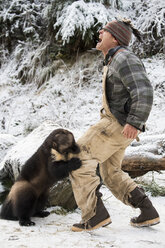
top-left (0, 186), bottom-right (164, 248)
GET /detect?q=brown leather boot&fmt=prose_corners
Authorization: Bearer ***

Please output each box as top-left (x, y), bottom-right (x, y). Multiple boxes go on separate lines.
top-left (128, 187), bottom-right (160, 227)
top-left (71, 191), bottom-right (111, 232)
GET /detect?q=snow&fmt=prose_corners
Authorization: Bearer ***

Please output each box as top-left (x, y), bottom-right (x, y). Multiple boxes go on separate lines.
top-left (0, 51), bottom-right (102, 139)
top-left (54, 0), bottom-right (122, 43)
top-left (134, 0), bottom-right (165, 37)
top-left (0, 182), bottom-right (3, 192)
top-left (0, 186), bottom-right (165, 248)
top-left (0, 134), bottom-right (18, 161)
top-left (143, 55), bottom-right (165, 135)
top-left (0, 121), bottom-right (60, 171)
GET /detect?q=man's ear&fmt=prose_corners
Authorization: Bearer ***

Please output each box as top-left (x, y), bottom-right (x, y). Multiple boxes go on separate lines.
top-left (112, 35), bottom-right (119, 46)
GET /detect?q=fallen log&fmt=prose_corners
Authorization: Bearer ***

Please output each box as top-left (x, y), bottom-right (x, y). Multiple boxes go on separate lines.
top-left (122, 155), bottom-right (165, 178)
top-left (48, 178), bottom-right (77, 210)
top-left (120, 133), bottom-right (165, 178)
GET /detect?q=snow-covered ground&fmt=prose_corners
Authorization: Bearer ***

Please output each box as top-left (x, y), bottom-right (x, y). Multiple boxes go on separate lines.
top-left (0, 186), bottom-right (164, 248)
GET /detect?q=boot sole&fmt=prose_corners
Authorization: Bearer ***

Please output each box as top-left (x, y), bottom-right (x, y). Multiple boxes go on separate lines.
top-left (71, 217), bottom-right (112, 232)
top-left (130, 217), bottom-right (160, 227)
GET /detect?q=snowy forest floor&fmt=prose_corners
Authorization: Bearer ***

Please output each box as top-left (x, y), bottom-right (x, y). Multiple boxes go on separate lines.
top-left (0, 185), bottom-right (164, 248)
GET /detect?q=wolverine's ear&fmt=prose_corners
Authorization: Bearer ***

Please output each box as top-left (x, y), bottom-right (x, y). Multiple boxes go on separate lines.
top-left (71, 144), bottom-right (80, 154)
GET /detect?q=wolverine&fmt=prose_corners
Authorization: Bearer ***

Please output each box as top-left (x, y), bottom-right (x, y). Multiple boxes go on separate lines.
top-left (0, 129), bottom-right (81, 226)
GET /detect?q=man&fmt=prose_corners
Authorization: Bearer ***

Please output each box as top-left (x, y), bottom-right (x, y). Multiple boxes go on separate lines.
top-left (70, 19), bottom-right (160, 232)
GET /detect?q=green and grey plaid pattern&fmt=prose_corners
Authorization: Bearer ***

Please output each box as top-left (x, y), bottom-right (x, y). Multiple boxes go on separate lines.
top-left (106, 49), bottom-right (153, 131)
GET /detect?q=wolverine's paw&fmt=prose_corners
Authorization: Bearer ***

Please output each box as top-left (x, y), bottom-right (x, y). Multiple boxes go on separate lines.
top-left (34, 211), bottom-right (50, 218)
top-left (19, 219), bottom-right (35, 226)
top-left (68, 158), bottom-right (82, 171)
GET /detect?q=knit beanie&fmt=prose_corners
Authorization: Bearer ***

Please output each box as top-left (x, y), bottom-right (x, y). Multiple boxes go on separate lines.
top-left (103, 20), bottom-right (132, 46)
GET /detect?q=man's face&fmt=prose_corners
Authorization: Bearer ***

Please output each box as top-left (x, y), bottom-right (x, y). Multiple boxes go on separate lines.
top-left (96, 26), bottom-right (118, 56)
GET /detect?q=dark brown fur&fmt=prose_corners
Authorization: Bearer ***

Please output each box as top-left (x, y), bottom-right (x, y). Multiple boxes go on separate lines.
top-left (0, 129), bottom-right (81, 226)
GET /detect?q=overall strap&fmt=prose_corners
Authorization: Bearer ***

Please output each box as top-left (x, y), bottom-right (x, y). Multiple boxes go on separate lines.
top-left (102, 47), bottom-right (125, 118)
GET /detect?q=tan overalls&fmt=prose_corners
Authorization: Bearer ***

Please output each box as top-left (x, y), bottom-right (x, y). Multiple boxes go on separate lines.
top-left (70, 64), bottom-right (137, 222)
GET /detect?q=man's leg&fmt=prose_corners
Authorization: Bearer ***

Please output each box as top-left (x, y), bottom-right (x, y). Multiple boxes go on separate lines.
top-left (128, 187), bottom-right (160, 227)
top-left (100, 147), bottom-right (137, 205)
top-left (100, 150), bottom-right (160, 227)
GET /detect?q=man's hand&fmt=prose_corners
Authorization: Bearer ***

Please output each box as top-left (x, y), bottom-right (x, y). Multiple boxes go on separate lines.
top-left (122, 123), bottom-right (138, 139)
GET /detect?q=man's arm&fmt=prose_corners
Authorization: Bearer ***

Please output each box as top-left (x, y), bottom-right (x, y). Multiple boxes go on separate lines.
top-left (118, 53), bottom-right (153, 132)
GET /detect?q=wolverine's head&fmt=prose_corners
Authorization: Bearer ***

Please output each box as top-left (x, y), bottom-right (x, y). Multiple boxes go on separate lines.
top-left (45, 128), bottom-right (80, 156)
top-left (52, 129), bottom-right (80, 155)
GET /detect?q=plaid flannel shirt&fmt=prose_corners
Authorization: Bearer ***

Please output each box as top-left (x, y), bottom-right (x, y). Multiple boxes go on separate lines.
top-left (106, 49), bottom-right (153, 131)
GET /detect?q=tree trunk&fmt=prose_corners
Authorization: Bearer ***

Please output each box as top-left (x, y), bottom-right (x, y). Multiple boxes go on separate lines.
top-left (48, 178), bottom-right (77, 210)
